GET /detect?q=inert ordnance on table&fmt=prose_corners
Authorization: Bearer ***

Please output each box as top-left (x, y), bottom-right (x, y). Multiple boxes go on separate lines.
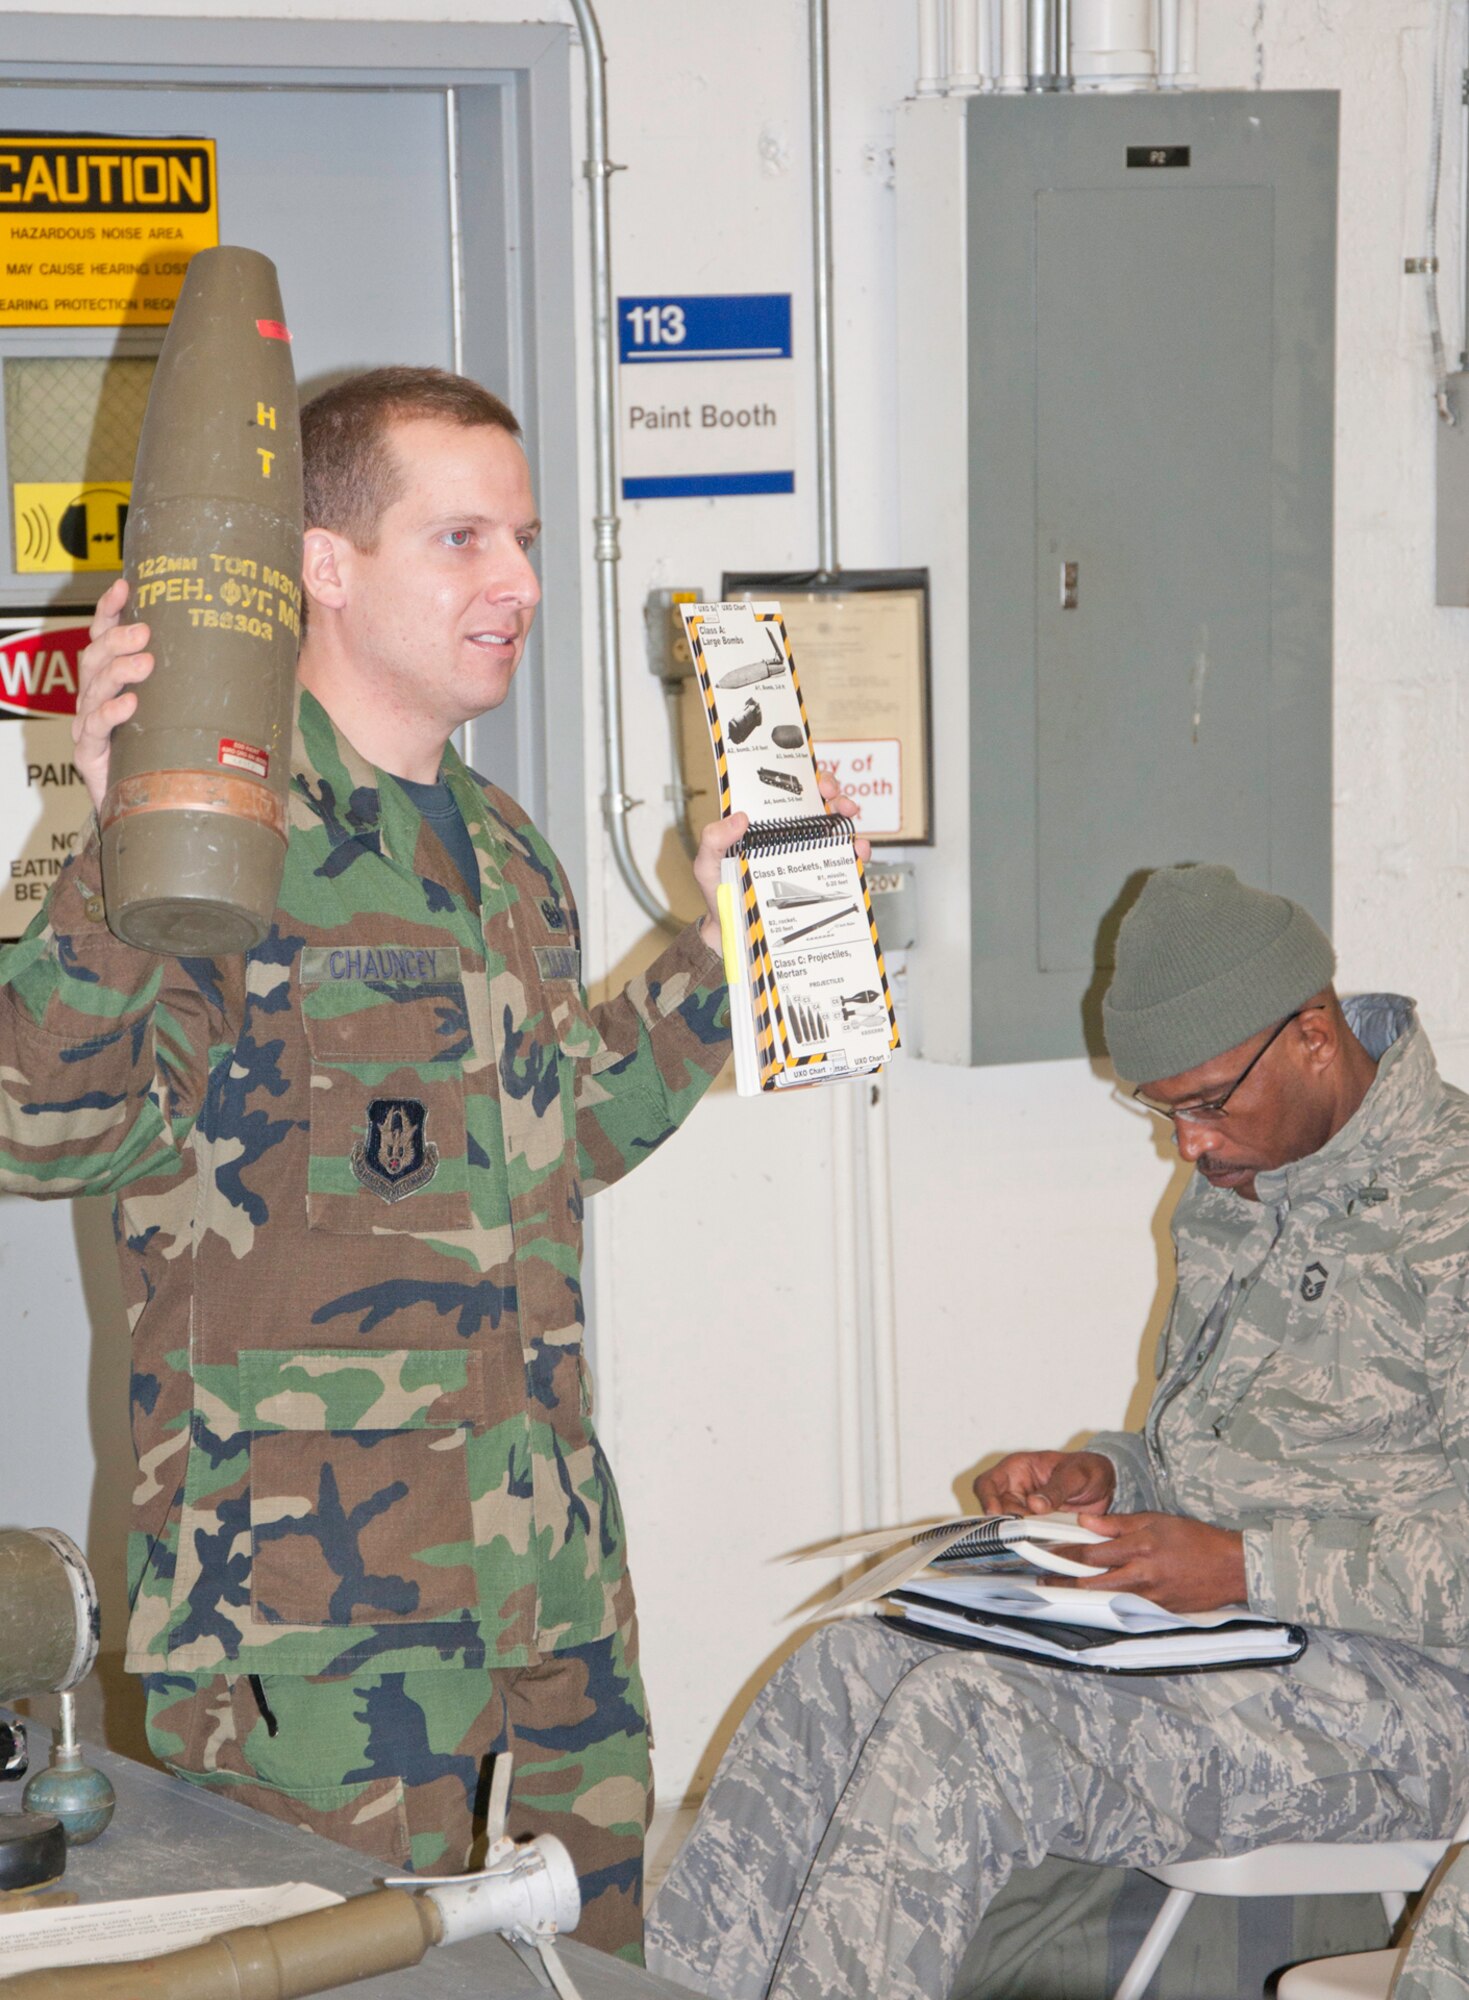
top-left (0, 1752), bottom-right (590, 2000)
top-left (0, 1528), bottom-right (112, 1881)
top-left (100, 245), bottom-right (303, 958)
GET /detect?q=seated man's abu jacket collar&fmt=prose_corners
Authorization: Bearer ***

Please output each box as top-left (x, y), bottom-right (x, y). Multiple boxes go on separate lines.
top-left (1249, 992), bottom-right (1434, 1207)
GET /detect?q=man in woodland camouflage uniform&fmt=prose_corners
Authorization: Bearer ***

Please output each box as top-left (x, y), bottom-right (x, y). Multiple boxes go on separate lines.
top-left (0, 369), bottom-right (767, 1959)
top-left (648, 864), bottom-right (1469, 1999)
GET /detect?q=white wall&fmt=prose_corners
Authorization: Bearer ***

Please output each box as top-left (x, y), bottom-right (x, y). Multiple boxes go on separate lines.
top-left (0, 0), bottom-right (1465, 1812)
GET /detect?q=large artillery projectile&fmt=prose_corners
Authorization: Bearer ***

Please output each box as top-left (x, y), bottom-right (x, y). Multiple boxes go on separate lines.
top-left (102, 246), bottom-right (303, 957)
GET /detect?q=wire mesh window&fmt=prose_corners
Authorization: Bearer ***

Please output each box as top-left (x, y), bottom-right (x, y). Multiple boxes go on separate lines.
top-left (4, 357), bottom-right (155, 486)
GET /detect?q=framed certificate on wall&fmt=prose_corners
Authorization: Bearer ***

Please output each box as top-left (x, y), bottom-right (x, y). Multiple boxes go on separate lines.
top-left (721, 569), bottom-right (932, 845)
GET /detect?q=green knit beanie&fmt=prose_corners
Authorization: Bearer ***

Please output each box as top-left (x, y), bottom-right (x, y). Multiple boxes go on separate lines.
top-left (1102, 864), bottom-right (1335, 1084)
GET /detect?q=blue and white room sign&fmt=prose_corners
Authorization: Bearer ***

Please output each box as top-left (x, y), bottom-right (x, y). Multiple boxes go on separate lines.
top-left (617, 292), bottom-right (795, 500)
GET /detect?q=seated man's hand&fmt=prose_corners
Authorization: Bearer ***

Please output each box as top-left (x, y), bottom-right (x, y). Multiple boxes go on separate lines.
top-left (1069, 1512), bottom-right (1247, 1614)
top-left (973, 1449), bottom-right (1117, 1517)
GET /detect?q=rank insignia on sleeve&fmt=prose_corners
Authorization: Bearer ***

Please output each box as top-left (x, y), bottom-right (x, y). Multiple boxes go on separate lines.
top-left (1295, 1253), bottom-right (1342, 1311)
top-left (351, 1097), bottom-right (439, 1202)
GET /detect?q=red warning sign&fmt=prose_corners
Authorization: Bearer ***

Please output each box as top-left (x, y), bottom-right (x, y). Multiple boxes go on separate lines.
top-left (0, 620), bottom-right (85, 716)
top-left (0, 616), bottom-right (91, 941)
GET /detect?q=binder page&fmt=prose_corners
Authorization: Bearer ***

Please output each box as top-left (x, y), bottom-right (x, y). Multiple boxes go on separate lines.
top-left (682, 596), bottom-right (900, 1090)
top-left (883, 1599), bottom-right (1304, 1669)
top-left (743, 842), bottom-right (896, 1075)
top-left (899, 1570), bottom-right (1286, 1635)
top-left (681, 599), bottom-right (824, 821)
top-left (717, 859), bottom-right (760, 1096)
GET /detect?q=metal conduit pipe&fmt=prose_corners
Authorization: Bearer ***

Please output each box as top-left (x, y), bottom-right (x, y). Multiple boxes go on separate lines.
top-left (1028, 0), bottom-right (1069, 89)
top-left (1463, 4), bottom-right (1469, 373)
top-left (566, 0), bottom-right (681, 935)
top-left (810, 0), bottom-right (839, 579)
top-left (949, 0), bottom-right (984, 91)
top-left (1176, 0), bottom-right (1198, 87)
top-left (810, 0), bottom-right (902, 1532)
top-left (917, 0), bottom-right (945, 93)
top-left (1000, 0), bottom-right (1029, 89)
top-left (1157, 0), bottom-right (1180, 87)
top-left (1028, 0), bottom-right (1052, 85)
top-left (978, 0), bottom-right (999, 88)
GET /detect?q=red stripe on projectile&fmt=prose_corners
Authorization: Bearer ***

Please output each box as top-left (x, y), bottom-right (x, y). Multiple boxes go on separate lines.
top-left (256, 319), bottom-right (291, 342)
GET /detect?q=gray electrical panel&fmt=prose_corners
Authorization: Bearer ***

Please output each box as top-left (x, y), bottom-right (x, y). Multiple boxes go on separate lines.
top-left (897, 91), bottom-right (1337, 1067)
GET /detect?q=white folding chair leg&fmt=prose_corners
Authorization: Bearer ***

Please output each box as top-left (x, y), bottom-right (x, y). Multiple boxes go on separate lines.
top-left (1111, 1887), bottom-right (1196, 2000)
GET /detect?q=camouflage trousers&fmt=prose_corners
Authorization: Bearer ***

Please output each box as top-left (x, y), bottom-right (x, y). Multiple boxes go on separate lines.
top-left (1396, 1844), bottom-right (1469, 2000)
top-left (645, 1616), bottom-right (1469, 2000)
top-left (143, 1620), bottom-right (652, 1962)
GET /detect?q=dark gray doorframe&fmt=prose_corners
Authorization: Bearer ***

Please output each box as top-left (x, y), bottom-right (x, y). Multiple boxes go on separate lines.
top-left (0, 14), bottom-right (585, 870)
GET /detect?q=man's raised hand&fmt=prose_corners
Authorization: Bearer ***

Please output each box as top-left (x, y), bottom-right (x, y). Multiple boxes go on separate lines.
top-left (693, 768), bottom-right (868, 951)
top-left (72, 578), bottom-right (155, 816)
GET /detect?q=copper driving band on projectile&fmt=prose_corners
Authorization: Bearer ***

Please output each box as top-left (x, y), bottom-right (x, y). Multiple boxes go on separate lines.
top-left (101, 769), bottom-right (287, 842)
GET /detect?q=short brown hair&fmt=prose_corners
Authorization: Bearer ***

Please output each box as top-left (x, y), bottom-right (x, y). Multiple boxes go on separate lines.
top-left (301, 366), bottom-right (522, 550)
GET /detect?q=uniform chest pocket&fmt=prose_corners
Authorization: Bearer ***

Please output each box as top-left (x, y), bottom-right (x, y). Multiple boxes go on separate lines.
top-left (1215, 1349), bottom-right (1395, 1452)
top-left (302, 972), bottom-right (473, 1234)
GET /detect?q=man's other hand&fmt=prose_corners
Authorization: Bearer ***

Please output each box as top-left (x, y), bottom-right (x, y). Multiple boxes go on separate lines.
top-left (1069, 1512), bottom-right (1247, 1614)
top-left (693, 813), bottom-right (749, 951)
top-left (974, 1449), bottom-right (1117, 1517)
top-left (73, 578), bottom-right (154, 816)
top-left (693, 771), bottom-right (868, 951)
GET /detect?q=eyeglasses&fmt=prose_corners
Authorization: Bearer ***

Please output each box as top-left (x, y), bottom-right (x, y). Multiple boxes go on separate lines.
top-left (1130, 1006), bottom-right (1320, 1126)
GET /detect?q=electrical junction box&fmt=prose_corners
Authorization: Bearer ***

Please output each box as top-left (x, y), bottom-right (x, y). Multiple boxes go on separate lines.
top-left (897, 90), bottom-right (1337, 1067)
top-left (645, 587), bottom-right (703, 681)
top-left (866, 862), bottom-right (918, 952)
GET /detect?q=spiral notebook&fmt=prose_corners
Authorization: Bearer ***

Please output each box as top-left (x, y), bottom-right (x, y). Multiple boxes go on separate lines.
top-left (681, 600), bottom-right (900, 1093)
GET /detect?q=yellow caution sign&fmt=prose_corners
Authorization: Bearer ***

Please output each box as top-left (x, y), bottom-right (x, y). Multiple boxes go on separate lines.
top-left (13, 482), bottom-right (131, 573)
top-left (0, 136), bottom-right (218, 327)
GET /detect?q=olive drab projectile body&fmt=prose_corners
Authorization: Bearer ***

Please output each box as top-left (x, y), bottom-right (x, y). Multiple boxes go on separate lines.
top-left (102, 246), bottom-right (303, 956)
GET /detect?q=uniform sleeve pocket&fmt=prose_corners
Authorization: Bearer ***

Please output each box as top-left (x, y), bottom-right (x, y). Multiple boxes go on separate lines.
top-left (244, 1348), bottom-right (481, 1628)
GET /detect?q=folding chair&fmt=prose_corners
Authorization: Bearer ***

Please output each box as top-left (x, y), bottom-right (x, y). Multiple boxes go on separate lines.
top-left (1111, 1835), bottom-right (1450, 2000)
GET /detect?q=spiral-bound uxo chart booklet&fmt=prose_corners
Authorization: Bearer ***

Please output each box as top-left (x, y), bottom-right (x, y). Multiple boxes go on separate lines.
top-left (681, 600), bottom-right (900, 1094)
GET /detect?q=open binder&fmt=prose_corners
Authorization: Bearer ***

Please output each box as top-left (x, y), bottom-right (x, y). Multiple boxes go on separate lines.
top-left (681, 599), bottom-right (900, 1094)
top-left (881, 1574), bottom-right (1307, 1674)
top-left (796, 1515), bottom-right (1307, 1674)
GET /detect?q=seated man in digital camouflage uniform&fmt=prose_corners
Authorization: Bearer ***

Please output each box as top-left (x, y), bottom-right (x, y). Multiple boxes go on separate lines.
top-left (647, 863), bottom-right (1469, 2000)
